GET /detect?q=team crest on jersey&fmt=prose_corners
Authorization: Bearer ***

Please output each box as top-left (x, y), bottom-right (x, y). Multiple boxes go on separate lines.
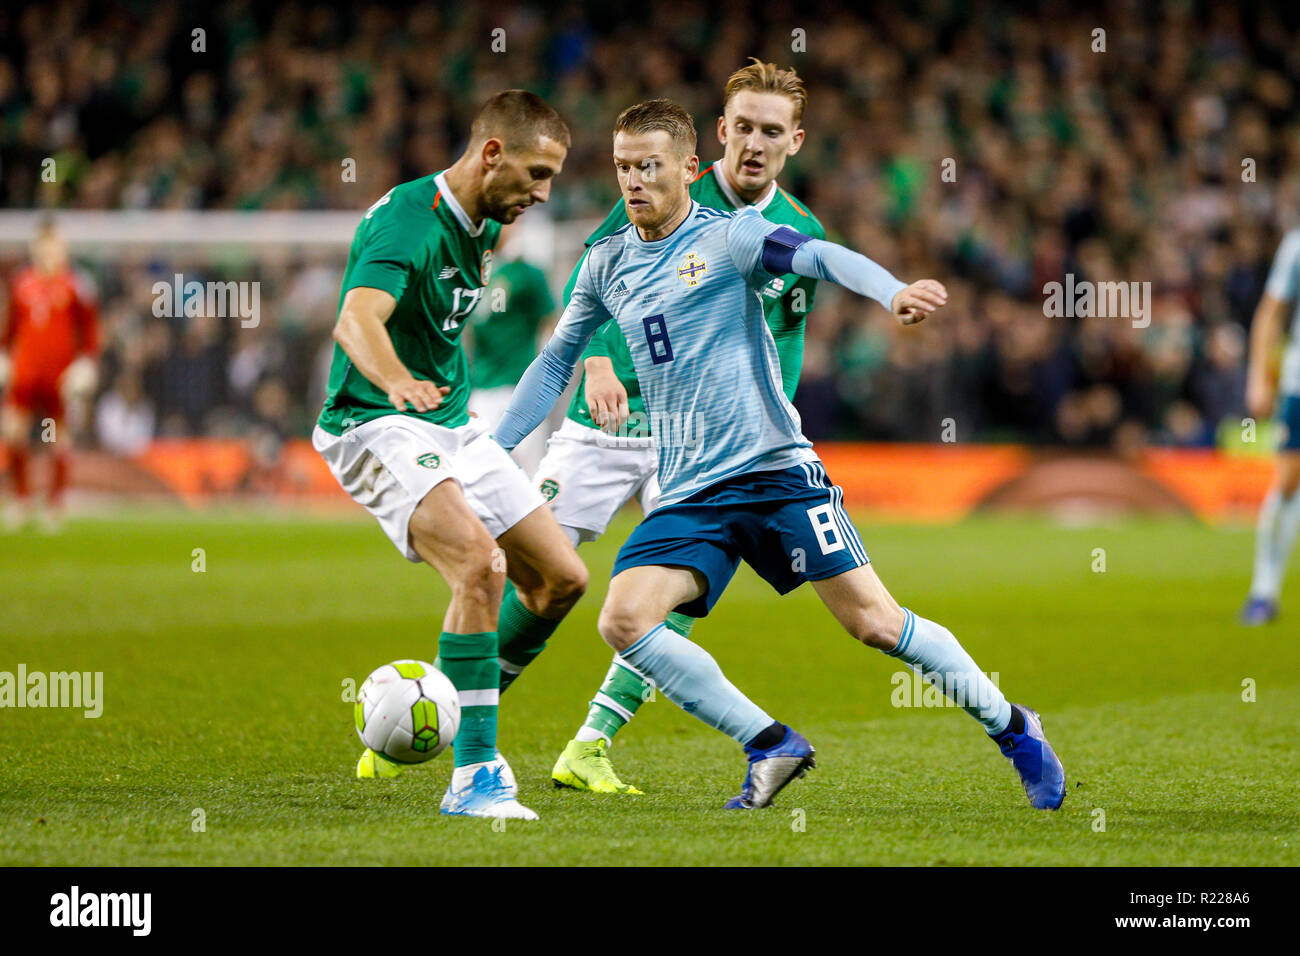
top-left (677, 252), bottom-right (707, 287)
top-left (480, 249), bottom-right (493, 285)
top-left (539, 478), bottom-right (561, 501)
top-left (415, 453), bottom-right (441, 469)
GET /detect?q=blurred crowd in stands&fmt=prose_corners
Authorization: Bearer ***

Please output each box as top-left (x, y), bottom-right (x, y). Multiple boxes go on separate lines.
top-left (4, 0), bottom-right (1299, 448)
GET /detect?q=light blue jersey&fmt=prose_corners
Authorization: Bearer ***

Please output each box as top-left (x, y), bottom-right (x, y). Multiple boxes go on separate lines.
top-left (496, 202), bottom-right (905, 504)
top-left (563, 203), bottom-right (815, 502)
top-left (1264, 228), bottom-right (1300, 396)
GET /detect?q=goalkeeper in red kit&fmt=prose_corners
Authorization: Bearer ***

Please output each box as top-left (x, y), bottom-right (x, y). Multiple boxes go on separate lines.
top-left (1, 222), bottom-right (99, 531)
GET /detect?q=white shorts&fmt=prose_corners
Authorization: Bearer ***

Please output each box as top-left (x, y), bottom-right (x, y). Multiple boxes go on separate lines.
top-left (313, 414), bottom-right (545, 562)
top-left (531, 417), bottom-right (660, 543)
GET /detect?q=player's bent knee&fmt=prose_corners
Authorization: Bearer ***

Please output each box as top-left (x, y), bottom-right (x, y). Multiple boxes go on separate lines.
top-left (850, 605), bottom-right (906, 651)
top-left (597, 602), bottom-right (650, 652)
top-left (517, 558), bottom-right (588, 618)
top-left (549, 558), bottom-right (589, 604)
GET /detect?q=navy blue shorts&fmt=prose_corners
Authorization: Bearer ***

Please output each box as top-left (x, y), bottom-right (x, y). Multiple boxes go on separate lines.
top-left (1278, 394), bottom-right (1300, 451)
top-left (611, 462), bottom-right (870, 617)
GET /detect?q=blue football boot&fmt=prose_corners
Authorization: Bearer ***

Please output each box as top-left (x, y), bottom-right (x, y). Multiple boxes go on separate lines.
top-left (723, 725), bottom-right (816, 809)
top-left (1238, 596), bottom-right (1278, 626)
top-left (993, 704), bottom-right (1066, 810)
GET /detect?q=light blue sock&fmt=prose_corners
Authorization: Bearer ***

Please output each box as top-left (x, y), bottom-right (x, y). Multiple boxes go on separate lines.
top-left (885, 608), bottom-right (1012, 735)
top-left (618, 623), bottom-right (773, 744)
top-left (1251, 488), bottom-right (1300, 601)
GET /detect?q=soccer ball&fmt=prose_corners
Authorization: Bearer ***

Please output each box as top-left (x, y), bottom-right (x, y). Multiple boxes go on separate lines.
top-left (354, 660), bottom-right (460, 764)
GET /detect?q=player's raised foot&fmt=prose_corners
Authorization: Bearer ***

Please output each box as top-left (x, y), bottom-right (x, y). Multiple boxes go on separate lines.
top-left (723, 724), bottom-right (815, 809)
top-left (551, 738), bottom-right (643, 794)
top-left (356, 747), bottom-right (404, 779)
top-left (440, 755), bottom-right (539, 820)
top-left (1238, 596), bottom-right (1278, 626)
top-left (992, 704), bottom-right (1066, 810)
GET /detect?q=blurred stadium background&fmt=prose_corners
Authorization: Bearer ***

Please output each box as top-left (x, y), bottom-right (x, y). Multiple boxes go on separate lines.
top-left (5, 0), bottom-right (1300, 870)
top-left (2, 0), bottom-right (1297, 517)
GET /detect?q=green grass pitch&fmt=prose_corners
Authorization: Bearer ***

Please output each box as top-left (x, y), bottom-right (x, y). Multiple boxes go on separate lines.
top-left (1, 509), bottom-right (1297, 866)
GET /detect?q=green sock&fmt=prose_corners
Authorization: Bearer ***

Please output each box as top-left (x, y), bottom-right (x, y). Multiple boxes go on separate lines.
top-left (497, 580), bottom-right (563, 693)
top-left (665, 611), bottom-right (695, 637)
top-left (438, 631), bottom-right (498, 767)
top-left (574, 615), bottom-right (693, 743)
top-left (577, 658), bottom-right (655, 744)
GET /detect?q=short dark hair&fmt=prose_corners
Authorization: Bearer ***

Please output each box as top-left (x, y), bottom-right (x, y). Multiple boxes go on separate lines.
top-left (470, 90), bottom-right (571, 149)
top-left (614, 99), bottom-right (697, 156)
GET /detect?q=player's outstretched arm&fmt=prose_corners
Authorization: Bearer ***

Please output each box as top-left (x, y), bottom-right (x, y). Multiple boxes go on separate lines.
top-left (788, 238), bottom-right (947, 324)
top-left (494, 328), bottom-right (603, 451)
top-left (496, 258), bottom-right (613, 451)
top-left (728, 209), bottom-right (946, 325)
top-left (889, 279), bottom-right (948, 325)
top-left (333, 286), bottom-right (450, 412)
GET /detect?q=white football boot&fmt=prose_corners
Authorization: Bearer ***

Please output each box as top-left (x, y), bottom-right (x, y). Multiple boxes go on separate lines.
top-left (440, 751), bottom-right (537, 820)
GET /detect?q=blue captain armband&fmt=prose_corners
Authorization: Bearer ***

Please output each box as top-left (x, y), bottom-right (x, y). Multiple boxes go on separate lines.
top-left (760, 226), bottom-right (814, 275)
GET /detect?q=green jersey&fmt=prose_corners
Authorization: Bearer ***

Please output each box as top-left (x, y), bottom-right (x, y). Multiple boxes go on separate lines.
top-left (562, 163), bottom-right (825, 432)
top-left (318, 171), bottom-right (501, 436)
top-left (468, 259), bottom-right (555, 390)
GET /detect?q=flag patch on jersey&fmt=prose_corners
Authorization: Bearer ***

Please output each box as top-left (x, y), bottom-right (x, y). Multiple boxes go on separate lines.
top-left (677, 252), bottom-right (707, 287)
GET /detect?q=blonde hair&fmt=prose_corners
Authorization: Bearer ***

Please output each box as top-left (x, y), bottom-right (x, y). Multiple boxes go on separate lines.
top-left (614, 99), bottom-right (697, 156)
top-left (723, 58), bottom-right (807, 125)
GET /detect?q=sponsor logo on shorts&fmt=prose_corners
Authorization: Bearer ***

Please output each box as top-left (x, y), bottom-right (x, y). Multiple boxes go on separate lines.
top-left (416, 452), bottom-right (441, 469)
top-left (539, 478), bottom-right (561, 501)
